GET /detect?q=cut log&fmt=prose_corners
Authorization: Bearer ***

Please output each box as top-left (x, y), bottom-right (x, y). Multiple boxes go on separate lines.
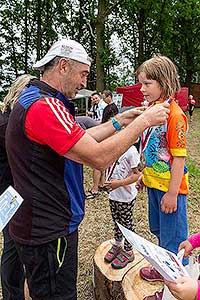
top-left (93, 240), bottom-right (174, 300)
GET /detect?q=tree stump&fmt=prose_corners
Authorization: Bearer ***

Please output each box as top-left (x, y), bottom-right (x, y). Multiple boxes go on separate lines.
top-left (93, 240), bottom-right (165, 300)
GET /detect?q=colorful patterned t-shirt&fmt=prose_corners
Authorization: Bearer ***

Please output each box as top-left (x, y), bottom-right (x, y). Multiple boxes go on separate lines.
top-left (141, 100), bottom-right (188, 194)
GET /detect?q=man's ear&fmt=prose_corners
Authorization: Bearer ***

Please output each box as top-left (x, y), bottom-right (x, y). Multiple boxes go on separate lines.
top-left (58, 58), bottom-right (69, 74)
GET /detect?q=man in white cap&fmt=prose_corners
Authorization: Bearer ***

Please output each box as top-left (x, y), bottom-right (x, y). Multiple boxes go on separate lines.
top-left (6, 39), bottom-right (170, 300)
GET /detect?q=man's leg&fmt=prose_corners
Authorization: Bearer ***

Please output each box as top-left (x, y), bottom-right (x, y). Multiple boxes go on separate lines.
top-left (1, 224), bottom-right (25, 300)
top-left (86, 169), bottom-right (102, 199)
top-left (92, 169), bottom-right (101, 193)
top-left (14, 230), bottom-right (78, 300)
top-left (99, 171), bottom-right (105, 189)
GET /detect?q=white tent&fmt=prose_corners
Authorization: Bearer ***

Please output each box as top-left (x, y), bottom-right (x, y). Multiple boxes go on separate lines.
top-left (74, 89), bottom-right (96, 99)
top-left (74, 89), bottom-right (96, 114)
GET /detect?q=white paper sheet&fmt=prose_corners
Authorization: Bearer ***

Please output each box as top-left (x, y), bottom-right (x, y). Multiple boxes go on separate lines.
top-left (0, 186), bottom-right (24, 231)
top-left (118, 223), bottom-right (189, 282)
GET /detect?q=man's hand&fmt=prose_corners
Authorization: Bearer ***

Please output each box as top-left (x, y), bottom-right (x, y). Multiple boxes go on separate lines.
top-left (178, 240), bottom-right (194, 258)
top-left (142, 102), bottom-right (170, 128)
top-left (116, 102), bottom-right (170, 128)
top-left (160, 192), bottom-right (177, 214)
top-left (164, 277), bottom-right (198, 300)
top-left (116, 107), bottom-right (145, 127)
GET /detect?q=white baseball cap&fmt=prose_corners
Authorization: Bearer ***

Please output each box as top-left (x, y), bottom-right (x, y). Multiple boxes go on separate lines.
top-left (33, 39), bottom-right (92, 71)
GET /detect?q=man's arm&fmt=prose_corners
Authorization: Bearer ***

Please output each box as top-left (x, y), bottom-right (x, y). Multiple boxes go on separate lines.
top-left (65, 103), bottom-right (170, 170)
top-left (86, 107), bottom-right (144, 142)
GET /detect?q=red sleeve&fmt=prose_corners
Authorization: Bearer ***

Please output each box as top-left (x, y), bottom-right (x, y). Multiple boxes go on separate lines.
top-left (25, 97), bottom-right (85, 155)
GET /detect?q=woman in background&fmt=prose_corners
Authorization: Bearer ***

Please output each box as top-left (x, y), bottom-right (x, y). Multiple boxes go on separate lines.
top-left (0, 74), bottom-right (34, 300)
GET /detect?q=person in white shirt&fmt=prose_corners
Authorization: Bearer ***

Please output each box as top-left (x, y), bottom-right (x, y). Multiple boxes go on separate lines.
top-left (87, 92), bottom-right (107, 122)
top-left (104, 144), bottom-right (142, 269)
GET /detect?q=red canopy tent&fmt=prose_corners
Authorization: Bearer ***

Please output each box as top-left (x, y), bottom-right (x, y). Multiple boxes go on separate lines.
top-left (116, 83), bottom-right (188, 111)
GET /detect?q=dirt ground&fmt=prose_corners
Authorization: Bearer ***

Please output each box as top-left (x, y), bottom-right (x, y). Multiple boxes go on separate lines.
top-left (78, 108), bottom-right (200, 299)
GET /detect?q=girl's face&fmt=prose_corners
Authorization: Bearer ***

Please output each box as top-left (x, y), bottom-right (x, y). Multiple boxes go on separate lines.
top-left (138, 72), bottom-right (163, 103)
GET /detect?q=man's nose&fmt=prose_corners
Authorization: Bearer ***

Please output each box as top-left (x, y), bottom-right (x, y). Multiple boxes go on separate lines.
top-left (81, 77), bottom-right (87, 88)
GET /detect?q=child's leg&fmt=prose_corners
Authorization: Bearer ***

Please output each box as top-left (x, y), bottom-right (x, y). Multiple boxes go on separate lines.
top-left (109, 199), bottom-right (123, 243)
top-left (147, 188), bottom-right (162, 243)
top-left (110, 199), bottom-right (135, 269)
top-left (105, 199), bottom-right (123, 263)
top-left (140, 191), bottom-right (188, 285)
top-left (159, 194), bottom-right (188, 262)
top-left (117, 199), bottom-right (135, 251)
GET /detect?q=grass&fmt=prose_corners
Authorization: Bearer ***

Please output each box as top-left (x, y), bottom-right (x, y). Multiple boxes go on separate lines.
top-left (187, 159), bottom-right (200, 176)
top-left (0, 109), bottom-right (200, 300)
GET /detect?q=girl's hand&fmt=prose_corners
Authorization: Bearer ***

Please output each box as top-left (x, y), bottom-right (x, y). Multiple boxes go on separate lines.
top-left (164, 277), bottom-right (198, 300)
top-left (178, 240), bottom-right (194, 258)
top-left (104, 179), bottom-right (121, 191)
top-left (136, 175), bottom-right (146, 192)
top-left (160, 192), bottom-right (177, 214)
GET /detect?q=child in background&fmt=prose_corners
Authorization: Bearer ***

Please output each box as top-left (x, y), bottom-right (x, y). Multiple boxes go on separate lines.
top-left (165, 232), bottom-right (200, 300)
top-left (136, 55), bottom-right (189, 300)
top-left (104, 144), bottom-right (141, 269)
top-left (188, 94), bottom-right (196, 122)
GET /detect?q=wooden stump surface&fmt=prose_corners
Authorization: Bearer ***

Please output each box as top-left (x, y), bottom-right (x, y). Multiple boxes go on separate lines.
top-left (93, 240), bottom-right (175, 300)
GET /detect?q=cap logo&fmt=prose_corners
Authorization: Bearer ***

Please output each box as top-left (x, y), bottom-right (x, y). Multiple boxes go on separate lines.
top-left (61, 45), bottom-right (73, 56)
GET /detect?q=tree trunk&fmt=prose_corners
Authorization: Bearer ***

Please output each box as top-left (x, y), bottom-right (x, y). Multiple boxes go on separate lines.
top-left (96, 0), bottom-right (108, 91)
top-left (93, 240), bottom-right (166, 300)
top-left (185, 52), bottom-right (193, 92)
top-left (36, 0), bottom-right (42, 60)
top-left (24, 0), bottom-right (29, 72)
top-left (10, 35), bottom-right (18, 77)
top-left (137, 10), bottom-right (145, 67)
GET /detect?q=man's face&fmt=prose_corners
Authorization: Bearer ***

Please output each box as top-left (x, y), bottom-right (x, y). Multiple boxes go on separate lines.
top-left (102, 94), bottom-right (111, 104)
top-left (91, 94), bottom-right (100, 104)
top-left (61, 60), bottom-right (90, 99)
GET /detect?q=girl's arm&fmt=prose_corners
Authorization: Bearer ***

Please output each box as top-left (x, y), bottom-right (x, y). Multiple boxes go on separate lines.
top-left (188, 232), bottom-right (200, 249)
top-left (105, 168), bottom-right (141, 191)
top-left (161, 156), bottom-right (185, 214)
top-left (178, 232), bottom-right (200, 258)
top-left (197, 281), bottom-right (200, 300)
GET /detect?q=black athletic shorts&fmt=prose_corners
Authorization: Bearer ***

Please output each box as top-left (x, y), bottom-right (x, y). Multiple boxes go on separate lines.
top-left (14, 230), bottom-right (78, 300)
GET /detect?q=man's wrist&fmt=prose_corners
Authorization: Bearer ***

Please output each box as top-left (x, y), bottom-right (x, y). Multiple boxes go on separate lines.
top-left (111, 117), bottom-right (122, 131)
top-left (137, 115), bottom-right (151, 129)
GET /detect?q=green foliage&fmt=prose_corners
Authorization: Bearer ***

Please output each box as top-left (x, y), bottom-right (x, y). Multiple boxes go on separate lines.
top-left (1, 0), bottom-right (200, 90)
top-left (186, 159), bottom-right (200, 177)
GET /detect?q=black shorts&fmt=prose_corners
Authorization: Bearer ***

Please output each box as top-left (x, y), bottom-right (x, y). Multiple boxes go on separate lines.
top-left (188, 109), bottom-right (194, 116)
top-left (14, 230), bottom-right (78, 300)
